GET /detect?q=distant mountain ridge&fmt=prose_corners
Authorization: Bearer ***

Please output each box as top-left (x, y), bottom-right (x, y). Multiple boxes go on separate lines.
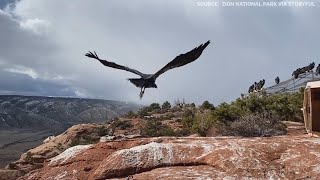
top-left (0, 95), bottom-right (140, 134)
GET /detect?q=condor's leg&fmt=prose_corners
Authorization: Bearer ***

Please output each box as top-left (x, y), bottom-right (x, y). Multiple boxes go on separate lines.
top-left (139, 88), bottom-right (143, 99)
top-left (139, 87), bottom-right (146, 99)
top-left (140, 87), bottom-right (146, 99)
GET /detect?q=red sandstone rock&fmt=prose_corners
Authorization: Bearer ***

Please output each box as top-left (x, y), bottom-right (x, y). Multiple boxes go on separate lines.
top-left (19, 134), bottom-right (320, 180)
top-left (0, 123), bottom-right (110, 179)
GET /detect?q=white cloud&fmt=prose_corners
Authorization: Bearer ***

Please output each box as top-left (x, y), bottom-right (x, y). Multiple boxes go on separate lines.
top-left (5, 66), bottom-right (39, 79)
top-left (19, 18), bottom-right (51, 34)
top-left (74, 90), bottom-right (87, 97)
top-left (4, 64), bottom-right (74, 83)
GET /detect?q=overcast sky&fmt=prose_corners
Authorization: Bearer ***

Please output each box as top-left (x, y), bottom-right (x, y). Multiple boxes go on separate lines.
top-left (0, 0), bottom-right (319, 105)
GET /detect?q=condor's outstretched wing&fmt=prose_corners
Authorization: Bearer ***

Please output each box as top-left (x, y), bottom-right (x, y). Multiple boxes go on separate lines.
top-left (152, 40), bottom-right (210, 79)
top-left (85, 51), bottom-right (145, 77)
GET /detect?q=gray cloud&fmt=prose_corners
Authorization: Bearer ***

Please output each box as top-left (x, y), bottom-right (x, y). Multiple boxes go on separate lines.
top-left (0, 0), bottom-right (319, 105)
top-left (0, 0), bottom-right (17, 9)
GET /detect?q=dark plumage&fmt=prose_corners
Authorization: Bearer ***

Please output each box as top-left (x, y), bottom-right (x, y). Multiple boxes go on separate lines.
top-left (248, 84), bottom-right (254, 93)
top-left (86, 41), bottom-right (211, 99)
top-left (254, 82), bottom-right (258, 91)
top-left (316, 64), bottom-right (320, 76)
top-left (275, 76), bottom-right (280, 84)
top-left (292, 62), bottom-right (315, 79)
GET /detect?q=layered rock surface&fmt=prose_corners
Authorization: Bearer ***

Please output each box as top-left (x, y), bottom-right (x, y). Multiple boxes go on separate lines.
top-left (19, 132), bottom-right (320, 179)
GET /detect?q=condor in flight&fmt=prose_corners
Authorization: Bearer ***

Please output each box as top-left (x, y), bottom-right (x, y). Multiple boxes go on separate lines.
top-left (86, 40), bottom-right (210, 99)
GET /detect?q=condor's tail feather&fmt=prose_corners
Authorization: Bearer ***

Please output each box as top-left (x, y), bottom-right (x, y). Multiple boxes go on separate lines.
top-left (128, 78), bottom-right (158, 88)
top-left (128, 78), bottom-right (145, 88)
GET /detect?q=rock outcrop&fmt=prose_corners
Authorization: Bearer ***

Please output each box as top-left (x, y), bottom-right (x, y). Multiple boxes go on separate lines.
top-left (19, 133), bottom-right (320, 179)
top-left (0, 123), bottom-right (114, 180)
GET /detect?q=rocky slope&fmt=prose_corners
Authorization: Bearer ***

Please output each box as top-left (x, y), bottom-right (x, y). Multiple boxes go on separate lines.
top-left (0, 95), bottom-right (140, 132)
top-left (0, 95), bottom-right (140, 168)
top-left (4, 121), bottom-right (320, 180)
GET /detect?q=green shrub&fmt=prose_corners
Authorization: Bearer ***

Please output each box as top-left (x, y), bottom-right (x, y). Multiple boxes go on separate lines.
top-left (162, 101), bottom-right (172, 109)
top-left (141, 120), bottom-right (177, 137)
top-left (201, 100), bottom-right (215, 110)
top-left (70, 135), bottom-right (100, 146)
top-left (25, 152), bottom-right (34, 163)
top-left (125, 111), bottom-right (137, 118)
top-left (137, 89), bottom-right (302, 138)
top-left (171, 105), bottom-right (182, 112)
top-left (137, 107), bottom-right (149, 118)
top-left (175, 128), bottom-right (191, 136)
top-left (8, 163), bottom-right (16, 169)
top-left (178, 90), bottom-right (302, 137)
top-left (190, 113), bottom-right (216, 136)
top-left (96, 126), bottom-right (108, 136)
top-left (166, 113), bottom-right (175, 119)
top-left (82, 135), bottom-right (95, 144)
top-left (70, 138), bottom-right (80, 147)
top-left (219, 113), bottom-right (287, 137)
top-left (179, 109), bottom-right (217, 136)
top-left (212, 102), bottom-right (246, 123)
top-left (57, 143), bottom-right (64, 151)
top-left (152, 108), bottom-right (161, 114)
top-left (114, 120), bottom-right (133, 130)
top-left (149, 103), bottom-right (161, 110)
top-left (181, 109), bottom-right (196, 130)
top-left (212, 90), bottom-right (303, 124)
top-left (120, 122), bottom-right (133, 130)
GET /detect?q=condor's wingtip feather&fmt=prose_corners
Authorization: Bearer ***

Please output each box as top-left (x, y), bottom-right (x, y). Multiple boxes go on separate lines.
top-left (85, 51), bottom-right (99, 59)
top-left (203, 40), bottom-right (211, 48)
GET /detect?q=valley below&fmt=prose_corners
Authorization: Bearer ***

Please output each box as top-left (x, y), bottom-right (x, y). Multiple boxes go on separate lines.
top-left (0, 129), bottom-right (53, 168)
top-left (0, 95), bottom-right (140, 167)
